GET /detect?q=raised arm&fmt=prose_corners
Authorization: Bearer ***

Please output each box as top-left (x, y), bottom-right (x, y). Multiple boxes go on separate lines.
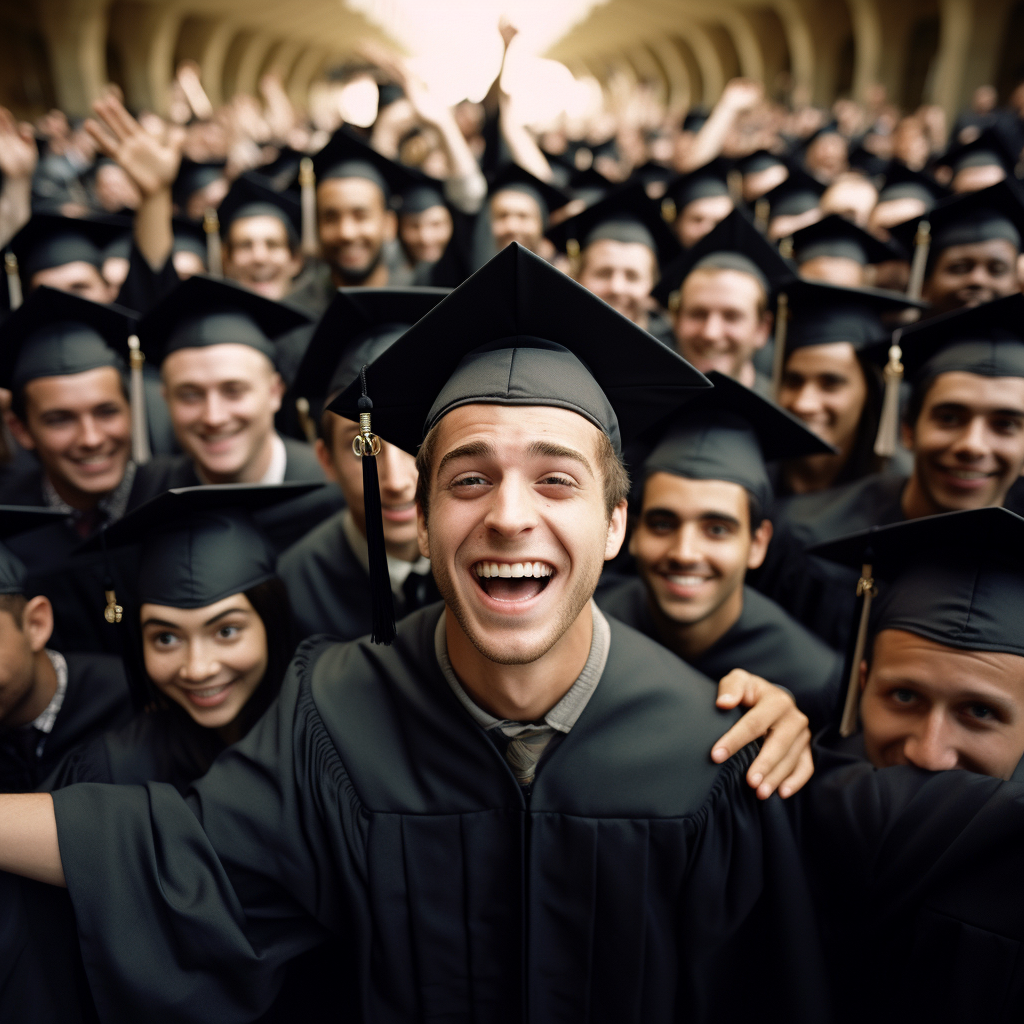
top-left (0, 107), bottom-right (37, 248)
top-left (679, 78), bottom-right (764, 173)
top-left (0, 792), bottom-right (64, 887)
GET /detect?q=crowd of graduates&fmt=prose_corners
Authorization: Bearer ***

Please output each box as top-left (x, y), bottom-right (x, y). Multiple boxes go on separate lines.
top-left (2, 25), bottom-right (1024, 1023)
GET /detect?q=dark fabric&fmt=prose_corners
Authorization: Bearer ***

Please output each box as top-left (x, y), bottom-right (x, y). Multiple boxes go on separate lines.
top-left (51, 608), bottom-right (829, 1023)
top-left (114, 242), bottom-right (181, 316)
top-left (283, 261), bottom-right (337, 320)
top-left (750, 473), bottom-right (907, 651)
top-left (277, 510), bottom-right (440, 641)
top-left (598, 578), bottom-right (843, 730)
top-left (804, 732), bottom-right (1024, 1024)
top-left (0, 653), bottom-right (132, 792)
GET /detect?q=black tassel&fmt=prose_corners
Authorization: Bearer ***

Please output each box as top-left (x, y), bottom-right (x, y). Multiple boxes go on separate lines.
top-left (357, 367), bottom-right (396, 645)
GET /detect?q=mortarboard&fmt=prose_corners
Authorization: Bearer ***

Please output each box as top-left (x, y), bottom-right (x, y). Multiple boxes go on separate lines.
top-left (291, 286), bottom-right (449, 408)
top-left (172, 159), bottom-right (227, 211)
top-left (888, 179), bottom-right (1024, 299)
top-left (216, 173), bottom-right (301, 244)
top-left (738, 150), bottom-right (787, 176)
top-left (172, 218), bottom-right (209, 263)
top-left (7, 213), bottom-right (127, 281)
top-left (0, 507), bottom-right (71, 594)
top-left (397, 184), bottom-right (447, 216)
top-left (810, 506), bottom-right (1024, 735)
top-left (940, 125), bottom-right (1021, 178)
top-left (568, 166), bottom-right (615, 206)
top-left (641, 370), bottom-right (834, 512)
top-left (877, 161), bottom-right (949, 210)
top-left (761, 161), bottom-right (826, 220)
top-left (487, 163), bottom-right (570, 224)
top-left (257, 147), bottom-right (306, 191)
top-left (628, 161), bottom-right (676, 188)
top-left (311, 127), bottom-right (430, 206)
top-left (136, 275), bottom-right (310, 366)
top-left (83, 483), bottom-right (320, 610)
top-left (790, 213), bottom-right (901, 267)
top-left (545, 183), bottom-right (682, 269)
top-left (329, 243), bottom-right (710, 643)
top-left (663, 158), bottom-right (733, 218)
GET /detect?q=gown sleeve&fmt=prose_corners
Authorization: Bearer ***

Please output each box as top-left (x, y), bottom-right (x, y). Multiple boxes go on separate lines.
top-left (51, 638), bottom-right (357, 1024)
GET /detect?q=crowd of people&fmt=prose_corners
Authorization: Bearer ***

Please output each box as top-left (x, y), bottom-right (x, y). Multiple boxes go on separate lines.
top-left (1, 23), bottom-right (1024, 1022)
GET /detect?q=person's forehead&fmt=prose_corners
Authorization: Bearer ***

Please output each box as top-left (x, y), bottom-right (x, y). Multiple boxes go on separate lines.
top-left (582, 237), bottom-right (656, 271)
top-left (490, 190), bottom-right (542, 216)
top-left (24, 364), bottom-right (124, 405)
top-left (936, 237), bottom-right (1019, 262)
top-left (680, 194), bottom-right (733, 217)
top-left (317, 176), bottom-right (387, 211)
top-left (786, 341), bottom-right (861, 373)
top-left (141, 592), bottom-right (253, 624)
top-left (681, 267), bottom-right (761, 306)
top-left (643, 471), bottom-right (749, 515)
top-left (162, 342), bottom-right (274, 382)
top-left (228, 214), bottom-right (291, 245)
top-left (400, 205), bottom-right (449, 224)
top-left (871, 196), bottom-right (927, 226)
top-left (924, 370), bottom-right (1024, 406)
top-left (32, 261), bottom-right (105, 283)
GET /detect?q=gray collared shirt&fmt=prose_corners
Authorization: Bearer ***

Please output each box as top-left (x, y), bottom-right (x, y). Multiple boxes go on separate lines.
top-left (27, 649), bottom-right (68, 759)
top-left (43, 460), bottom-right (137, 529)
top-left (435, 601), bottom-right (611, 785)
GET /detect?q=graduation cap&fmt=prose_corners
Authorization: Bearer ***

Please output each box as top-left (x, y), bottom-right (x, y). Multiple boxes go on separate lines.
top-left (790, 213), bottom-right (901, 268)
top-left (216, 173), bottom-right (301, 244)
top-left (888, 179), bottom-right (1024, 299)
top-left (940, 125), bottom-right (1021, 178)
top-left (809, 506), bottom-right (1024, 736)
top-left (172, 218), bottom-right (209, 264)
top-left (7, 213), bottom-right (127, 285)
top-left (291, 286), bottom-right (449, 410)
top-left (738, 151), bottom-right (787, 176)
top-left (761, 162), bottom-right (826, 220)
top-left (848, 141), bottom-right (889, 180)
top-left (311, 126), bottom-right (430, 206)
top-left (329, 242), bottom-right (710, 644)
top-left (877, 161), bottom-right (949, 210)
top-left (662, 158), bottom-right (733, 221)
top-left (136, 275), bottom-right (311, 366)
top-left (568, 166), bottom-right (615, 205)
top-left (628, 161), bottom-right (676, 188)
top-left (642, 371), bottom-right (834, 511)
top-left (487, 163), bottom-right (569, 224)
top-left (257, 147), bottom-right (306, 191)
top-left (397, 184), bottom-right (447, 216)
top-left (172, 159), bottom-right (227, 212)
top-left (83, 483), bottom-right (320, 612)
top-left (0, 507), bottom-right (71, 595)
top-left (545, 183), bottom-right (681, 269)
top-left (799, 123), bottom-right (847, 162)
top-left (0, 287), bottom-right (151, 462)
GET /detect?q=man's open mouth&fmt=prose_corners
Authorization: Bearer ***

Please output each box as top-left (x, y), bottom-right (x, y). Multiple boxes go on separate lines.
top-left (472, 561), bottom-right (554, 602)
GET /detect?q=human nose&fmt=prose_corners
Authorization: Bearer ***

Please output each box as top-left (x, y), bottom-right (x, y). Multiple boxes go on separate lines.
top-left (201, 391), bottom-right (230, 427)
top-left (950, 416), bottom-right (989, 459)
top-left (667, 523), bottom-right (703, 565)
top-left (789, 383), bottom-right (822, 418)
top-left (179, 639), bottom-right (219, 683)
top-left (376, 443), bottom-right (415, 497)
top-left (902, 712), bottom-right (959, 771)
top-left (77, 415), bottom-right (104, 449)
top-left (483, 474), bottom-right (538, 537)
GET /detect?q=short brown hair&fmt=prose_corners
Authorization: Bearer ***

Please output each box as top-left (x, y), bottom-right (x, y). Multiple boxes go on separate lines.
top-left (415, 416), bottom-right (630, 523)
top-left (0, 594), bottom-right (27, 625)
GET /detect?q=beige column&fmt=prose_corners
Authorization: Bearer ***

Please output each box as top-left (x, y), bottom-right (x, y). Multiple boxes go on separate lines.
top-left (770, 0), bottom-right (816, 99)
top-left (36, 0), bottom-right (112, 117)
top-left (717, 9), bottom-right (766, 84)
top-left (176, 17), bottom-right (236, 108)
top-left (929, 0), bottom-right (973, 119)
top-left (286, 46), bottom-right (330, 109)
top-left (844, 0), bottom-right (883, 101)
top-left (107, 1), bottom-right (183, 115)
top-left (648, 36), bottom-right (693, 112)
top-left (262, 39), bottom-right (304, 82)
top-left (228, 31), bottom-right (278, 99)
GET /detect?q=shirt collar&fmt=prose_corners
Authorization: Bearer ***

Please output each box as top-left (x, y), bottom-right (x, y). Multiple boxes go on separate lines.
top-left (341, 507), bottom-right (431, 594)
top-left (434, 600), bottom-right (611, 736)
top-left (259, 433), bottom-right (288, 485)
top-left (43, 460), bottom-right (137, 526)
top-left (31, 649), bottom-right (68, 735)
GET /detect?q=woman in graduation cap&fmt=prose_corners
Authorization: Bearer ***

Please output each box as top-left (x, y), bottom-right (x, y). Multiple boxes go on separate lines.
top-left (46, 484), bottom-right (307, 794)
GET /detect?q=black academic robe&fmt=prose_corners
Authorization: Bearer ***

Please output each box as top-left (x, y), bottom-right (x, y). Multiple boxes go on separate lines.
top-left (597, 578), bottom-right (843, 730)
top-left (277, 510), bottom-right (439, 641)
top-left (750, 473), bottom-right (908, 651)
top-left (0, 458), bottom-right (177, 655)
top-left (285, 260), bottom-right (336, 319)
top-left (803, 732), bottom-right (1024, 1024)
top-left (152, 439), bottom-right (344, 554)
top-left (0, 653), bottom-right (132, 793)
top-left (50, 607), bottom-right (829, 1024)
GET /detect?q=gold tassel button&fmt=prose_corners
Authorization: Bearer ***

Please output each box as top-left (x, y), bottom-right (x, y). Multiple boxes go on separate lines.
top-left (352, 411), bottom-right (382, 457)
top-left (104, 589), bottom-right (123, 624)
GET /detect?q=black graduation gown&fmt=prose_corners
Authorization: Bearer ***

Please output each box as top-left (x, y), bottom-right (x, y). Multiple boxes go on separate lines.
top-left (277, 510), bottom-right (440, 641)
top-left (750, 473), bottom-right (908, 651)
top-left (0, 457), bottom-right (177, 655)
top-left (597, 578), bottom-right (843, 730)
top-left (802, 732), bottom-right (1024, 1024)
top-left (285, 260), bottom-right (336, 319)
top-left (0, 652), bottom-right (132, 793)
top-left (50, 607), bottom-right (829, 1024)
top-left (153, 439), bottom-right (344, 554)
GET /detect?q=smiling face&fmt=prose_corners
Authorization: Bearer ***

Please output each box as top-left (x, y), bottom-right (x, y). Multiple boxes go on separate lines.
top-left (399, 205), bottom-right (453, 264)
top-left (317, 411), bottom-right (420, 561)
top-left (317, 177), bottom-right (395, 284)
top-left (860, 629), bottom-right (1024, 778)
top-left (779, 342), bottom-right (869, 456)
top-left (31, 261), bottom-right (115, 304)
top-left (489, 190), bottom-right (545, 254)
top-left (223, 215), bottom-right (303, 301)
top-left (162, 344), bottom-right (284, 484)
top-left (417, 404), bottom-right (627, 667)
top-left (10, 366), bottom-right (131, 511)
top-left (674, 194), bottom-right (733, 249)
top-left (575, 239), bottom-right (657, 327)
top-left (923, 239), bottom-right (1021, 315)
top-left (674, 268), bottom-right (771, 379)
top-left (141, 592), bottom-right (268, 730)
top-left (631, 473), bottom-right (770, 638)
top-left (902, 371), bottom-right (1024, 515)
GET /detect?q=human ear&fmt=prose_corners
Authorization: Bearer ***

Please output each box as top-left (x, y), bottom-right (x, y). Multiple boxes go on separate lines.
top-left (747, 519), bottom-right (773, 570)
top-left (604, 499), bottom-right (628, 560)
top-left (416, 503), bottom-right (430, 560)
top-left (22, 596), bottom-right (54, 653)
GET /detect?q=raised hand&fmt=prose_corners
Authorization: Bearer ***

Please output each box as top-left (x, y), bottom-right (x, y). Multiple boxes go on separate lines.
top-left (0, 107), bottom-right (38, 181)
top-left (85, 94), bottom-right (183, 198)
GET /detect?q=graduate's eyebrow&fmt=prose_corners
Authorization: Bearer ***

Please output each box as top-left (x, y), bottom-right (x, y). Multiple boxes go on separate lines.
top-left (931, 400), bottom-right (1024, 418)
top-left (437, 440), bottom-right (496, 477)
top-left (526, 440), bottom-right (594, 477)
top-left (644, 506), bottom-right (742, 528)
top-left (203, 607), bottom-right (249, 627)
top-left (141, 608), bottom-right (248, 631)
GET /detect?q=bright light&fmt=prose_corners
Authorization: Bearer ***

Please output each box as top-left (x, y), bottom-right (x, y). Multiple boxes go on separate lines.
top-left (338, 76), bottom-right (380, 126)
top-left (345, 0), bottom-right (609, 112)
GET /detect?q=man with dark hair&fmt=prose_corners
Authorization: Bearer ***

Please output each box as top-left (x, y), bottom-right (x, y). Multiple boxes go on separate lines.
top-left (0, 245), bottom-right (827, 1024)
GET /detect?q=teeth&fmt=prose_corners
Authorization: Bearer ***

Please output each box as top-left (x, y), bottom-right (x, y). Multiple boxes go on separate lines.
top-left (475, 561), bottom-right (553, 578)
top-left (666, 575), bottom-right (707, 586)
top-left (948, 469), bottom-right (987, 479)
top-left (191, 685), bottom-right (228, 699)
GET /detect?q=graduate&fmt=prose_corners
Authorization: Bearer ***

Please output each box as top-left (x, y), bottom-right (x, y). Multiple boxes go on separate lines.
top-left (0, 506), bottom-right (132, 793)
top-left (287, 127), bottom-right (435, 316)
top-left (789, 213), bottom-right (902, 288)
top-left (0, 289), bottom-right (180, 651)
top-left (761, 161), bottom-right (826, 241)
top-left (662, 157), bottom-right (734, 248)
top-left (545, 182), bottom-right (681, 345)
top-left (938, 124), bottom-right (1019, 193)
top-left (134, 275), bottom-right (341, 552)
top-left (652, 209), bottom-right (796, 395)
top-left (889, 178), bottom-right (1024, 314)
top-left (47, 485), bottom-right (307, 793)
top-left (800, 506), bottom-right (1024, 1023)
top-left (394, 182), bottom-right (454, 275)
top-left (217, 173), bottom-right (304, 302)
top-left (759, 294), bottom-right (1024, 651)
top-left (278, 287), bottom-right (447, 641)
top-left (598, 371), bottom-right (843, 732)
top-left (0, 244), bottom-right (828, 1024)
top-left (867, 161), bottom-right (949, 241)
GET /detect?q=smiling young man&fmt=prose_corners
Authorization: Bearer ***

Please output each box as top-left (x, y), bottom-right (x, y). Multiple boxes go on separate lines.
top-left (0, 245), bottom-right (829, 1024)
top-left (135, 275), bottom-right (340, 552)
top-left (598, 372), bottom-right (842, 735)
top-left (278, 287), bottom-right (447, 640)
